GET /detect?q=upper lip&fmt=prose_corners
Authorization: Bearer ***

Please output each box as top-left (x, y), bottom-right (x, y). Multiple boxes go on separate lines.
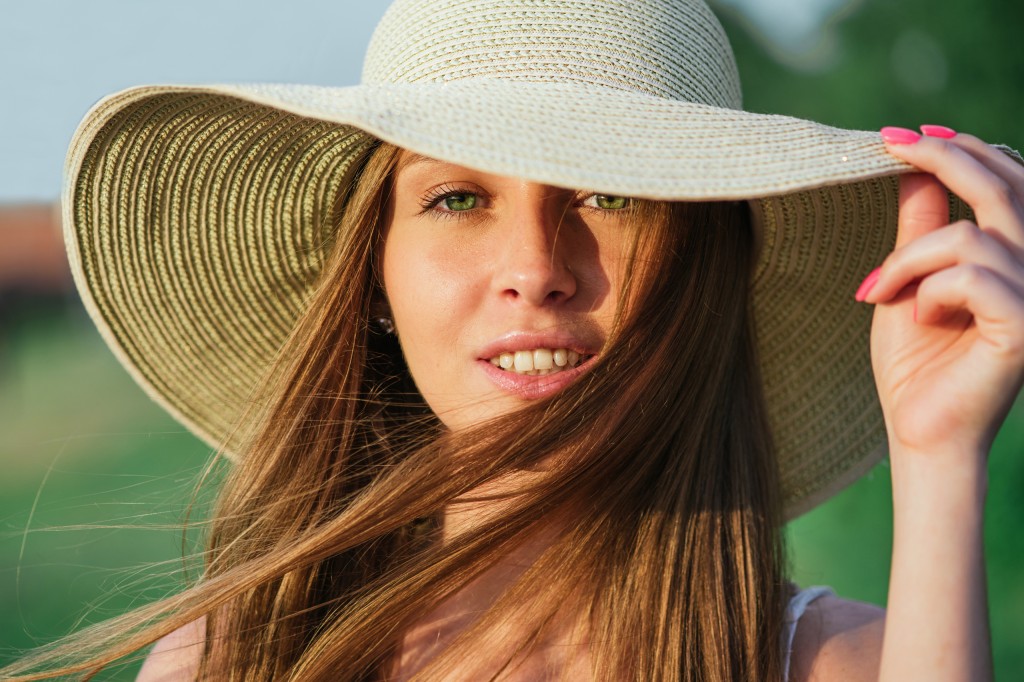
top-left (476, 331), bottom-right (601, 361)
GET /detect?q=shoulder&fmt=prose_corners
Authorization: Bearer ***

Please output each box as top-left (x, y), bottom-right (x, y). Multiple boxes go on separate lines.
top-left (789, 594), bottom-right (886, 682)
top-left (135, 617), bottom-right (206, 682)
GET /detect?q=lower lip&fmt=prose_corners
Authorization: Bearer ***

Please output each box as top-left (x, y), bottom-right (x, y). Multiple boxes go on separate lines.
top-left (478, 358), bottom-right (593, 399)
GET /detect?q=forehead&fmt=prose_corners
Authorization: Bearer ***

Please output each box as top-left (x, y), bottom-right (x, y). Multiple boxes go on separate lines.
top-left (395, 150), bottom-right (437, 171)
top-left (392, 150), bottom-right (544, 195)
top-left (395, 150), bottom-right (472, 175)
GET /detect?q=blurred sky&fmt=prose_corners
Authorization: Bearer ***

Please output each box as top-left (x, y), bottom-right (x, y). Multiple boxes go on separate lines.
top-left (0, 0), bottom-right (847, 203)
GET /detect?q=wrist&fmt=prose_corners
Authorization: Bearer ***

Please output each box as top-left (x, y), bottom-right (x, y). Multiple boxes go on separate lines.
top-left (887, 442), bottom-right (989, 513)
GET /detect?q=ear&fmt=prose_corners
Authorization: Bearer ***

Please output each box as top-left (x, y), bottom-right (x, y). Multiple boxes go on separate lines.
top-left (368, 286), bottom-right (395, 335)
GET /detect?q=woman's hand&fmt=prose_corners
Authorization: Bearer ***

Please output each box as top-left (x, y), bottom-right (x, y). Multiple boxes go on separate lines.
top-left (861, 126), bottom-right (1024, 462)
top-left (863, 125), bottom-right (1024, 682)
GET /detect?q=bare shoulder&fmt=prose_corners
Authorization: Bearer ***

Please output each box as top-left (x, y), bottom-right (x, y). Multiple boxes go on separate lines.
top-left (789, 594), bottom-right (886, 682)
top-left (135, 617), bottom-right (206, 682)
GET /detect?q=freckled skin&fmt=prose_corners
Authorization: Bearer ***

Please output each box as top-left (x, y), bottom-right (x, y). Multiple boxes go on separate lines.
top-left (381, 153), bottom-right (638, 431)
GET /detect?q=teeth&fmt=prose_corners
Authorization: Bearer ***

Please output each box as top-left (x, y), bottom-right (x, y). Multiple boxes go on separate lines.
top-left (514, 350), bottom-right (533, 372)
top-left (488, 348), bottom-right (587, 375)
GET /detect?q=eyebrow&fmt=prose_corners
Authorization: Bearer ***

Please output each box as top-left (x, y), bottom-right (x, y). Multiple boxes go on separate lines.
top-left (395, 151), bottom-right (450, 173)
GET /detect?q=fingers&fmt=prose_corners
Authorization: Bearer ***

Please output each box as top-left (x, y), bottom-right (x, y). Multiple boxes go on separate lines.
top-left (915, 264), bottom-right (1024, 357)
top-left (895, 173), bottom-right (950, 248)
top-left (946, 133), bottom-right (1024, 200)
top-left (864, 220), bottom-right (1024, 305)
top-left (883, 126), bottom-right (1024, 257)
top-left (861, 125), bottom-right (1024, 315)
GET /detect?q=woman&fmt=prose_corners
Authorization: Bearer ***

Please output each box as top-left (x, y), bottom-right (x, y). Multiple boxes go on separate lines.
top-left (7, 0), bottom-right (1024, 679)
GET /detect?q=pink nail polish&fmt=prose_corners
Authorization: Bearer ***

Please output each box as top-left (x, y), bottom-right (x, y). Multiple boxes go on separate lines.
top-left (855, 267), bottom-right (881, 302)
top-left (920, 124), bottom-right (957, 139)
top-left (880, 126), bottom-right (922, 145)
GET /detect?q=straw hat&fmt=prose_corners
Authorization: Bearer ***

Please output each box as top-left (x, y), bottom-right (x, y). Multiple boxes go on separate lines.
top-left (62, 0), bottom-right (1019, 519)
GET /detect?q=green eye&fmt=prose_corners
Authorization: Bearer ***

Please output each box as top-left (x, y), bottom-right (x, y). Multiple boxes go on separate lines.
top-left (594, 195), bottom-right (629, 210)
top-left (443, 194), bottom-right (477, 211)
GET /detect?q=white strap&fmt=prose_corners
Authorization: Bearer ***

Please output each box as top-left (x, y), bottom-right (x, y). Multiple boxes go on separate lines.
top-left (781, 585), bottom-right (835, 681)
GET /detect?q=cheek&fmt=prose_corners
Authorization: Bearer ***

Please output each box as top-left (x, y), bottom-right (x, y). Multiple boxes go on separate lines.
top-left (382, 236), bottom-right (478, 334)
top-left (587, 224), bottom-right (637, 314)
top-left (381, 227), bottom-right (486, 397)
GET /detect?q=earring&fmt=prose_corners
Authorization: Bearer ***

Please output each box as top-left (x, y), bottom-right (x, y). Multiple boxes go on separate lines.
top-left (375, 316), bottom-right (395, 334)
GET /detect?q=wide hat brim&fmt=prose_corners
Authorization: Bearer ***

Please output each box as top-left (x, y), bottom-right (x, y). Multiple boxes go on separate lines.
top-left (63, 81), bottom-right (1019, 519)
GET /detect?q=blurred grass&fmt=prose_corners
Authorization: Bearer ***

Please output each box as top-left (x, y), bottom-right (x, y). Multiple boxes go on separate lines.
top-left (1, 307), bottom-right (213, 679)
top-left (786, 418), bottom-right (1024, 678)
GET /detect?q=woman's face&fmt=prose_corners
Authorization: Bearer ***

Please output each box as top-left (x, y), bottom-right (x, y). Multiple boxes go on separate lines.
top-left (381, 150), bottom-right (642, 431)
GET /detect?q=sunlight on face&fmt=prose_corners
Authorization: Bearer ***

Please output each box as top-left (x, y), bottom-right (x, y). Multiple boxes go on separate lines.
top-left (380, 151), bottom-right (643, 431)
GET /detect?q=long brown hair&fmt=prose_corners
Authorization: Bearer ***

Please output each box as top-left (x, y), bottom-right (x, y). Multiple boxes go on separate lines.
top-left (3, 141), bottom-right (788, 681)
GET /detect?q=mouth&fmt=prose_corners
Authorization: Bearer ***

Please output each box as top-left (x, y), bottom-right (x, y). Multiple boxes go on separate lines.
top-left (486, 347), bottom-right (593, 376)
top-left (476, 332), bottom-right (600, 398)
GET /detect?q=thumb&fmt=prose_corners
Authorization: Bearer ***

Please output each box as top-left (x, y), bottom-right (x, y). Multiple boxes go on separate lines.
top-left (896, 172), bottom-right (949, 248)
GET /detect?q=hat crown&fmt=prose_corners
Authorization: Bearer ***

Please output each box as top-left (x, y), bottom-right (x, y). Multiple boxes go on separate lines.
top-left (362, 0), bottom-right (743, 109)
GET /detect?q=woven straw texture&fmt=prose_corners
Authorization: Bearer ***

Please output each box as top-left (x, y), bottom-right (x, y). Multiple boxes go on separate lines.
top-left (62, 0), bottom-right (1020, 519)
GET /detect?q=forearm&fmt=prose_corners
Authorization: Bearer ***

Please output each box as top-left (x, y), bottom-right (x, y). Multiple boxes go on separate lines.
top-left (879, 446), bottom-right (992, 682)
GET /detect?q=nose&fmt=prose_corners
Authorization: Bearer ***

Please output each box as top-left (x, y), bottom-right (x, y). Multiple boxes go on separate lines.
top-left (493, 201), bottom-right (577, 307)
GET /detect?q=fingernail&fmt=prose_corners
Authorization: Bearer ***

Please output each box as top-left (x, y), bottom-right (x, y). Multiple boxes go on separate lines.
top-left (855, 267), bottom-right (882, 302)
top-left (912, 302), bottom-right (918, 323)
top-left (920, 124), bottom-right (957, 139)
top-left (881, 126), bottom-right (922, 145)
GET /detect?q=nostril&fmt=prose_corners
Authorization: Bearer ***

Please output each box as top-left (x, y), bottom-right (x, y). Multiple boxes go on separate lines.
top-left (493, 223), bottom-right (579, 305)
top-left (544, 290), bottom-right (569, 304)
top-left (501, 281), bottom-right (574, 306)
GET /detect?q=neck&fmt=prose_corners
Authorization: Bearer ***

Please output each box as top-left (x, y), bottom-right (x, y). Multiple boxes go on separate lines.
top-left (442, 469), bottom-right (539, 531)
top-left (390, 477), bottom-right (589, 679)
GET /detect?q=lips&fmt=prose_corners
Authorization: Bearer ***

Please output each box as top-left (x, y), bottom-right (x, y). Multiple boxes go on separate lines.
top-left (477, 332), bottom-right (599, 398)
top-left (487, 347), bottom-right (588, 375)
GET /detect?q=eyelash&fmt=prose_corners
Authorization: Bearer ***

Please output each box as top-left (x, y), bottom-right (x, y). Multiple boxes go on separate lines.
top-left (417, 185), bottom-right (632, 221)
top-left (418, 184), bottom-right (483, 221)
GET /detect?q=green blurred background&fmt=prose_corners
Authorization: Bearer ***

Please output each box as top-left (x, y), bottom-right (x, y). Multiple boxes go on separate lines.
top-left (2, 0), bottom-right (1022, 678)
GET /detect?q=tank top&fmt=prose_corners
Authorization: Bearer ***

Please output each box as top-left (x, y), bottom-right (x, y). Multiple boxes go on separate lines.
top-left (781, 585), bottom-right (835, 681)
